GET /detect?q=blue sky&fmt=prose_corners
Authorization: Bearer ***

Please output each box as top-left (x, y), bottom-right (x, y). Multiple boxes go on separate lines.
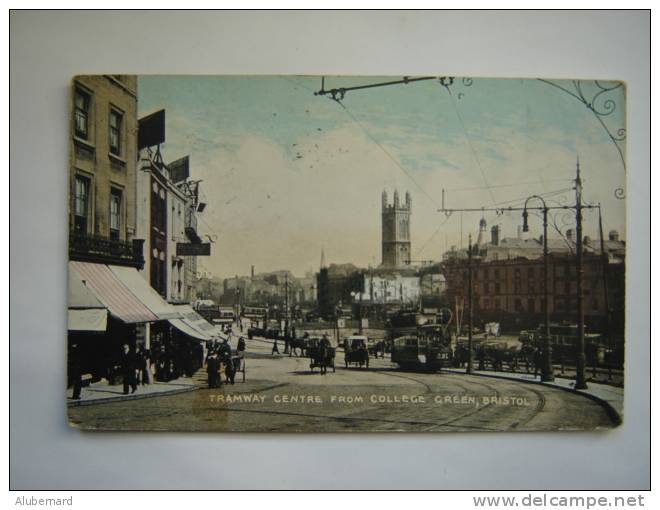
top-left (138, 75), bottom-right (626, 278)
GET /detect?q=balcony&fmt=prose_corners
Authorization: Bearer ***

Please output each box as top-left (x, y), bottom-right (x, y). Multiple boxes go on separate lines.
top-left (69, 231), bottom-right (145, 269)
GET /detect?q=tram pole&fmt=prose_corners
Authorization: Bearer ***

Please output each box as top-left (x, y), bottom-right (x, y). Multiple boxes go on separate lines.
top-left (575, 160), bottom-right (588, 389)
top-left (467, 234), bottom-right (474, 375)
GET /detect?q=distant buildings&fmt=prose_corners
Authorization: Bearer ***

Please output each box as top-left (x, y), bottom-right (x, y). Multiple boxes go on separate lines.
top-left (440, 218), bottom-right (626, 335)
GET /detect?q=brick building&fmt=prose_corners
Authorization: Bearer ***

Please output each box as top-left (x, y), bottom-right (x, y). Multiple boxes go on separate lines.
top-left (442, 251), bottom-right (625, 336)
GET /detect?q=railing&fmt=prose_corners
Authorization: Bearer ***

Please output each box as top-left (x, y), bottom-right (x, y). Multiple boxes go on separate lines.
top-left (69, 231), bottom-right (145, 269)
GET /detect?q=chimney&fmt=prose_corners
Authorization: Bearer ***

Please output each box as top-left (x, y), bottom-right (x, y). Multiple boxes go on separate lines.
top-left (491, 225), bottom-right (500, 246)
top-left (251, 265), bottom-right (255, 278)
top-left (609, 230), bottom-right (619, 241)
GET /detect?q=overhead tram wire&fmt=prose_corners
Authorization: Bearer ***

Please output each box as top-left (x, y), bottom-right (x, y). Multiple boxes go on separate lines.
top-left (442, 84), bottom-right (498, 206)
top-left (331, 98), bottom-right (440, 207)
top-left (415, 214), bottom-right (454, 258)
top-left (444, 178), bottom-right (573, 193)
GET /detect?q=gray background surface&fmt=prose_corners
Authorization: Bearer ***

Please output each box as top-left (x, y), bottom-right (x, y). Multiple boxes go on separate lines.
top-left (10, 10), bottom-right (650, 489)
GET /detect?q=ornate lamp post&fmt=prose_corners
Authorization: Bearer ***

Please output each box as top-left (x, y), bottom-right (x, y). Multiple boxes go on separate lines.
top-left (522, 195), bottom-right (554, 382)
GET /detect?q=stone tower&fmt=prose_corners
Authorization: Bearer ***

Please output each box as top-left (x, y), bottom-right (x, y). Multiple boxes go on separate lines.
top-left (381, 190), bottom-right (412, 267)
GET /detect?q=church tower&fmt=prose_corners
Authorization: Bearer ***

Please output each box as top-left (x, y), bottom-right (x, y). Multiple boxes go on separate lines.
top-left (381, 190), bottom-right (412, 267)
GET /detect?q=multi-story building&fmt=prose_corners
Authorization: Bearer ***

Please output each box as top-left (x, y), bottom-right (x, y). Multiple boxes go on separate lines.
top-left (69, 75), bottom-right (142, 266)
top-left (442, 247), bottom-right (625, 336)
top-left (135, 111), bottom-right (206, 308)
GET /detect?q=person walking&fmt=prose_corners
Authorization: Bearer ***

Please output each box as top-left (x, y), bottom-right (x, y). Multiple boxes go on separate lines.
top-left (121, 343), bottom-right (138, 395)
top-left (70, 343), bottom-right (83, 400)
top-left (271, 338), bottom-right (280, 355)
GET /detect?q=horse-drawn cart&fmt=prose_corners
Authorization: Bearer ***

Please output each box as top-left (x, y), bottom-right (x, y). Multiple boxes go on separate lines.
top-left (307, 337), bottom-right (335, 374)
top-left (344, 336), bottom-right (370, 368)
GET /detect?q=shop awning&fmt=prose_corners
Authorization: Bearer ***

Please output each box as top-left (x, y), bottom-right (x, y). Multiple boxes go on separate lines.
top-left (108, 265), bottom-right (181, 320)
top-left (69, 271), bottom-right (105, 309)
top-left (172, 304), bottom-right (226, 339)
top-left (70, 261), bottom-right (158, 324)
top-left (169, 318), bottom-right (211, 341)
top-left (68, 308), bottom-right (108, 332)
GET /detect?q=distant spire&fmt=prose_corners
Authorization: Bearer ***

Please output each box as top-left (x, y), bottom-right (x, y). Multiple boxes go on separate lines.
top-left (320, 247), bottom-right (326, 269)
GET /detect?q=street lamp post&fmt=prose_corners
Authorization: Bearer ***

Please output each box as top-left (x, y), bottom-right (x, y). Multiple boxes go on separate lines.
top-left (523, 195), bottom-right (554, 382)
top-left (467, 234), bottom-right (474, 375)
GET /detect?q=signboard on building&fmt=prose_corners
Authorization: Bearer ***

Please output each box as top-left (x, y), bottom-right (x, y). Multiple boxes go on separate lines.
top-left (176, 242), bottom-right (211, 256)
top-left (169, 155), bottom-right (190, 183)
top-left (138, 109), bottom-right (165, 149)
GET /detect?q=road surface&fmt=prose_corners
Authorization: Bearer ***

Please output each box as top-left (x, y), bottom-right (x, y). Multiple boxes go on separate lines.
top-left (69, 336), bottom-right (618, 432)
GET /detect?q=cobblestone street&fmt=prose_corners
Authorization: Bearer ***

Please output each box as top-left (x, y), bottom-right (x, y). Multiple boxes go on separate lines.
top-left (69, 337), bottom-right (618, 432)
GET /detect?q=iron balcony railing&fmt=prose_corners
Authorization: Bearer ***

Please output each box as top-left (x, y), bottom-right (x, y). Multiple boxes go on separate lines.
top-left (69, 231), bottom-right (145, 269)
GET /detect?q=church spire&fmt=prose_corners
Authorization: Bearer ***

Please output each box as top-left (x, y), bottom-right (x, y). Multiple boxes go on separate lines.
top-left (320, 247), bottom-right (326, 269)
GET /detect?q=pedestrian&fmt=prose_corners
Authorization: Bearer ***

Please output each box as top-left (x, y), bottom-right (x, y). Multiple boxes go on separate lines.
top-left (142, 347), bottom-right (153, 385)
top-left (136, 346), bottom-right (145, 385)
top-left (533, 347), bottom-right (542, 377)
top-left (206, 352), bottom-right (219, 388)
top-left (70, 342), bottom-right (83, 400)
top-left (237, 336), bottom-right (246, 353)
top-left (120, 343), bottom-right (138, 395)
top-left (272, 338), bottom-right (280, 355)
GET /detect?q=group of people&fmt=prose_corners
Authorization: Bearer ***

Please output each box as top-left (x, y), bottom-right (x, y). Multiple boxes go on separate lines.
top-left (205, 336), bottom-right (246, 388)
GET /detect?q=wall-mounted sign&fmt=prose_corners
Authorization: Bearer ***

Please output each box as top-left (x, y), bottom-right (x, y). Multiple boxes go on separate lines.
top-left (169, 155), bottom-right (190, 183)
top-left (138, 109), bottom-right (165, 149)
top-left (176, 243), bottom-right (211, 256)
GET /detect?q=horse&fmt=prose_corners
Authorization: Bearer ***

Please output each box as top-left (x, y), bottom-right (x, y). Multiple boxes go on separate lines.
top-left (369, 340), bottom-right (385, 358)
top-left (289, 336), bottom-right (308, 357)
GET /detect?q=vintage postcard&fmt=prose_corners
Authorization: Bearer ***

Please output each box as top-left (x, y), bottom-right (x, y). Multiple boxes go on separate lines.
top-left (67, 75), bottom-right (625, 432)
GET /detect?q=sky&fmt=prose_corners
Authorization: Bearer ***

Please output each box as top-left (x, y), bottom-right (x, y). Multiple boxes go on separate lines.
top-left (137, 76), bottom-right (627, 279)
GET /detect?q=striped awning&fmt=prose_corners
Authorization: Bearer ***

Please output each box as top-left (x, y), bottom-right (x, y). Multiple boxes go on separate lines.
top-left (70, 261), bottom-right (158, 324)
top-left (108, 265), bottom-right (181, 320)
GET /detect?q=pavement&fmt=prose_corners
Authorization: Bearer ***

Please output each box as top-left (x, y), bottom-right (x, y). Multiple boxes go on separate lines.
top-left (67, 375), bottom-right (198, 407)
top-left (444, 367), bottom-right (623, 423)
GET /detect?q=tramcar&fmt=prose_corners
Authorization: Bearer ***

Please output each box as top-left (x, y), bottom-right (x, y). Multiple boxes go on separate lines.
top-left (391, 324), bottom-right (453, 371)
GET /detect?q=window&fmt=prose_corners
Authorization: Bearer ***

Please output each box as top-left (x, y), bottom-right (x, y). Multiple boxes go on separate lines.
top-left (494, 283), bottom-right (501, 294)
top-left (528, 267), bottom-right (535, 278)
top-left (493, 299), bottom-right (501, 310)
top-left (110, 189), bottom-right (122, 240)
top-left (483, 298), bottom-right (490, 310)
top-left (74, 88), bottom-right (90, 139)
top-left (515, 298), bottom-right (523, 312)
top-left (73, 175), bottom-right (90, 233)
top-left (109, 109), bottom-right (123, 155)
